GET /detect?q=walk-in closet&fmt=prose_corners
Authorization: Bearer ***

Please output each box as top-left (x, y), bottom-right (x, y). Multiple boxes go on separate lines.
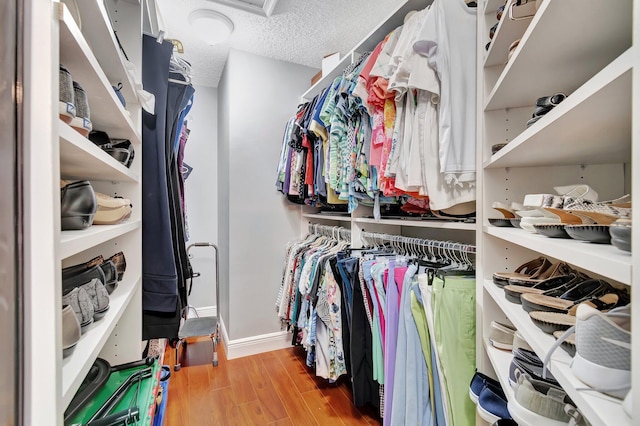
top-left (6, 0), bottom-right (638, 425)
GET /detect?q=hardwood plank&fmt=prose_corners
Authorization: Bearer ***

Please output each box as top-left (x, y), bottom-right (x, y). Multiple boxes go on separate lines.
top-left (267, 418), bottom-right (295, 426)
top-left (202, 386), bottom-right (244, 425)
top-left (277, 347), bottom-right (318, 394)
top-left (316, 382), bottom-right (369, 425)
top-left (262, 352), bottom-right (319, 425)
top-left (244, 355), bottom-right (289, 422)
top-left (165, 339), bottom-right (379, 425)
top-left (228, 357), bottom-right (258, 405)
top-left (238, 400), bottom-right (272, 424)
top-left (301, 389), bottom-right (344, 426)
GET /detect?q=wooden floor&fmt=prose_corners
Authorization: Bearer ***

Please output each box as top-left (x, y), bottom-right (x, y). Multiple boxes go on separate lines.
top-left (164, 338), bottom-right (381, 425)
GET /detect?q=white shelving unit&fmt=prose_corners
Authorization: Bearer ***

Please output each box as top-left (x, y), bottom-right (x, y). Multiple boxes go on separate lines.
top-left (20, 0), bottom-right (144, 423)
top-left (477, 0), bottom-right (638, 424)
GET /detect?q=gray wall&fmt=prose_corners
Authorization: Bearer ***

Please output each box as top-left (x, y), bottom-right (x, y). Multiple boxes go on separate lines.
top-left (218, 68), bottom-right (231, 331)
top-left (182, 86), bottom-right (219, 309)
top-left (219, 49), bottom-right (316, 340)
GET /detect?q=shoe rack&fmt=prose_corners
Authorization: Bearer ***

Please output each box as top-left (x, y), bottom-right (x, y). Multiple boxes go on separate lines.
top-left (24, 0), bottom-right (143, 424)
top-left (476, 0), bottom-right (638, 424)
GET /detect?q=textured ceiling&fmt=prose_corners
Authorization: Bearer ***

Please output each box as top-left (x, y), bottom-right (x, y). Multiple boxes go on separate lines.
top-left (155, 0), bottom-right (401, 87)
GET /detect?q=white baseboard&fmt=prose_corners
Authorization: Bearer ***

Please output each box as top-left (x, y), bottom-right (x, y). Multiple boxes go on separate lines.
top-left (193, 305), bottom-right (291, 359)
top-left (226, 330), bottom-right (292, 359)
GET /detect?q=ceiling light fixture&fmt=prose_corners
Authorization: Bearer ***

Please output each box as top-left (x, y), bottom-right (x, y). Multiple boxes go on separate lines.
top-left (188, 9), bottom-right (234, 45)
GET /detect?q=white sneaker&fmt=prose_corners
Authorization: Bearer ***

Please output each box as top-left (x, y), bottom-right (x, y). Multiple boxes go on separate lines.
top-left (571, 304), bottom-right (631, 399)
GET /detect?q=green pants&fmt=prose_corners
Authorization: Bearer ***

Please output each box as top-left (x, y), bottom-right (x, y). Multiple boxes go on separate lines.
top-left (432, 274), bottom-right (476, 426)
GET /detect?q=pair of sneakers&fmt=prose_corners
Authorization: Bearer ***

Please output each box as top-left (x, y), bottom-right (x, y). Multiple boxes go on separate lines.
top-left (59, 64), bottom-right (93, 137)
top-left (469, 371), bottom-right (512, 423)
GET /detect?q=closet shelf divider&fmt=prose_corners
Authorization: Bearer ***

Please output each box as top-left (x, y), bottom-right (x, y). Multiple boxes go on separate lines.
top-left (59, 220), bottom-right (142, 261)
top-left (71, 0), bottom-right (138, 106)
top-left (484, 48), bottom-right (633, 169)
top-left (485, 226), bottom-right (632, 286)
top-left (59, 121), bottom-right (139, 183)
top-left (484, 0), bottom-right (632, 111)
top-left (59, 3), bottom-right (142, 144)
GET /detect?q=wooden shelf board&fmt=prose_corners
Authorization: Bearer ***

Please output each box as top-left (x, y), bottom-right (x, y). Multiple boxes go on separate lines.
top-left (354, 217), bottom-right (476, 230)
top-left (485, 49), bottom-right (633, 169)
top-left (62, 276), bottom-right (141, 409)
top-left (59, 3), bottom-right (141, 144)
top-left (484, 0), bottom-right (632, 110)
top-left (60, 220), bottom-right (141, 260)
top-left (484, 226), bottom-right (631, 285)
top-left (302, 213), bottom-right (352, 222)
top-left (59, 121), bottom-right (138, 183)
top-left (484, 280), bottom-right (630, 426)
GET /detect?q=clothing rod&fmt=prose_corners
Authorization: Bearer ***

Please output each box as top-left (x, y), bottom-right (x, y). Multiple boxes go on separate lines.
top-left (307, 223), bottom-right (351, 241)
top-left (361, 231), bottom-right (476, 254)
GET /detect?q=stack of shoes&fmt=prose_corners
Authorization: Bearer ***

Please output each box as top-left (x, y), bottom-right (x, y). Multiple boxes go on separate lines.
top-left (509, 347), bottom-right (559, 389)
top-left (609, 218), bottom-right (632, 252)
top-left (63, 251), bottom-right (126, 295)
top-left (526, 93), bottom-right (566, 127)
top-left (93, 192), bottom-right (133, 225)
top-left (469, 371), bottom-right (513, 423)
top-left (508, 373), bottom-right (588, 425)
top-left (58, 65), bottom-right (93, 137)
top-left (89, 130), bottom-right (135, 168)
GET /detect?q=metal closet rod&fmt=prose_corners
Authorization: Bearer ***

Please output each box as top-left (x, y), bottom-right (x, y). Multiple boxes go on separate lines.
top-left (360, 231), bottom-right (476, 254)
top-left (307, 223), bottom-right (351, 241)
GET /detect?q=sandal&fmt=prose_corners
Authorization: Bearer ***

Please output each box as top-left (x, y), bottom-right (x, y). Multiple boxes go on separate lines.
top-left (529, 293), bottom-right (620, 333)
top-left (520, 279), bottom-right (618, 313)
top-left (552, 330), bottom-right (575, 356)
top-left (492, 256), bottom-right (551, 288)
top-left (503, 272), bottom-right (585, 304)
top-left (506, 261), bottom-right (572, 287)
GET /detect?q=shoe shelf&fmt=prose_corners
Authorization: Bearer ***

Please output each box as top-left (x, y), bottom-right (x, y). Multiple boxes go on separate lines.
top-left (484, 0), bottom-right (632, 111)
top-left (302, 0), bottom-right (431, 100)
top-left (59, 3), bottom-right (141, 144)
top-left (484, 280), bottom-right (630, 426)
top-left (483, 0), bottom-right (533, 68)
top-left (59, 121), bottom-right (139, 183)
top-left (485, 226), bottom-right (632, 286)
top-left (484, 48), bottom-right (633, 169)
top-left (59, 220), bottom-right (141, 261)
top-left (483, 340), bottom-right (515, 401)
top-left (70, 0), bottom-right (138, 108)
top-left (61, 275), bottom-right (141, 409)
top-left (354, 217), bottom-right (476, 230)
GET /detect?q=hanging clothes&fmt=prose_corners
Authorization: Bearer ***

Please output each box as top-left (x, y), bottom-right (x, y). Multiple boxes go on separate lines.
top-left (141, 34), bottom-right (196, 340)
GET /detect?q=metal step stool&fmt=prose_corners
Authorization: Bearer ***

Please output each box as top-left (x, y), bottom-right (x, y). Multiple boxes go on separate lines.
top-left (174, 242), bottom-right (220, 371)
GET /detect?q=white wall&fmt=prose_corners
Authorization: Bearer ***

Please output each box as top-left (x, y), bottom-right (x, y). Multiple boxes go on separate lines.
top-left (182, 86), bottom-right (218, 309)
top-left (220, 49), bottom-right (317, 340)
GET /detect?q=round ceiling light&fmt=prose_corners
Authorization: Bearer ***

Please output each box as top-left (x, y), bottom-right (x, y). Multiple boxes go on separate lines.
top-left (188, 9), bottom-right (234, 45)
